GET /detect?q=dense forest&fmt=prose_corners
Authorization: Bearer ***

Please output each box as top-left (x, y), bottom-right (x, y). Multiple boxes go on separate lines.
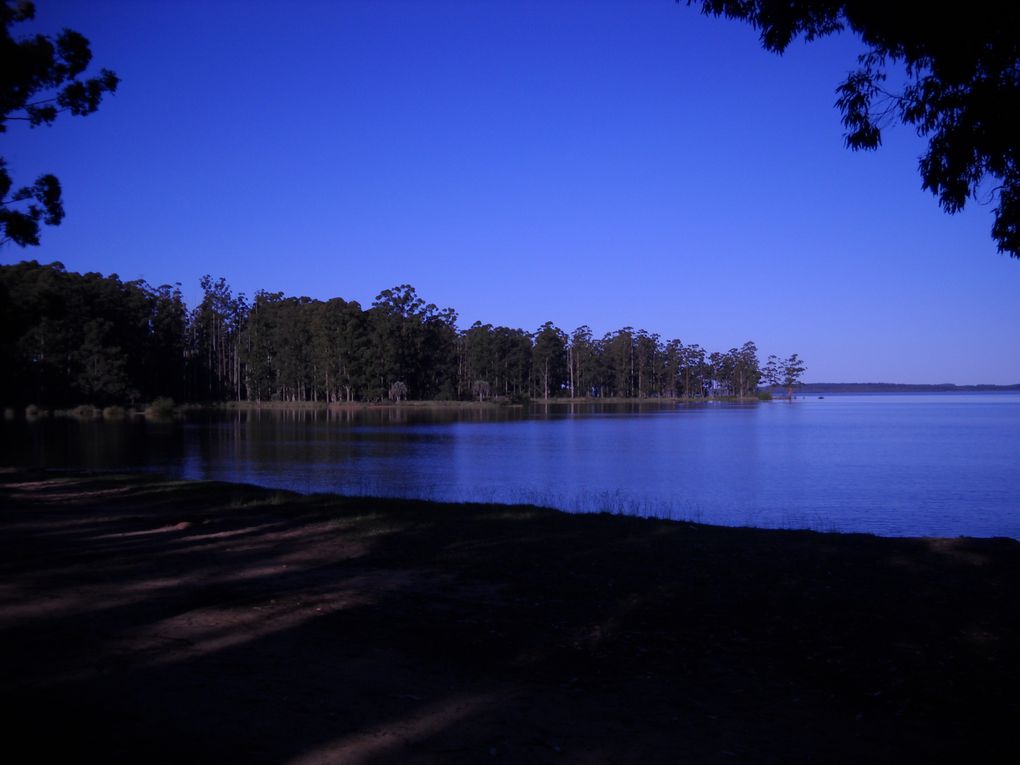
top-left (0, 261), bottom-right (805, 407)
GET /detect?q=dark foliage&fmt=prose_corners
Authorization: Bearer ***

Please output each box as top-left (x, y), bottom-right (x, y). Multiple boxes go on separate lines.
top-left (0, 1), bottom-right (118, 246)
top-left (1, 261), bottom-right (805, 406)
top-left (0, 261), bottom-right (185, 406)
top-left (689, 1), bottom-right (1020, 257)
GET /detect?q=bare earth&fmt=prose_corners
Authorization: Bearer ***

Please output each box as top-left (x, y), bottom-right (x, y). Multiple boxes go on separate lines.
top-left (1, 468), bottom-right (1017, 764)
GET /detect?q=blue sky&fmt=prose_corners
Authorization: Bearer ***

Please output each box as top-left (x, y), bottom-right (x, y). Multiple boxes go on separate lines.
top-left (4, 0), bottom-right (1019, 383)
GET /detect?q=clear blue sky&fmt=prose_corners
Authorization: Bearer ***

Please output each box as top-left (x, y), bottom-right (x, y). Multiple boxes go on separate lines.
top-left (4, 0), bottom-right (1018, 383)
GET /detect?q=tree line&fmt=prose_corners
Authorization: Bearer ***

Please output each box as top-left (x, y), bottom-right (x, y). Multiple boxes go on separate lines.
top-left (0, 261), bottom-right (806, 407)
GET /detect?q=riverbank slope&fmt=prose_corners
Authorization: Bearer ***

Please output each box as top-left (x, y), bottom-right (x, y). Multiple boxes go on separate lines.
top-left (1, 469), bottom-right (1017, 763)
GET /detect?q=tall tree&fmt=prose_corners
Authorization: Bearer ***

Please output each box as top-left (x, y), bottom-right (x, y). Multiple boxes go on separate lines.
top-left (190, 276), bottom-right (239, 400)
top-left (680, 343), bottom-right (708, 398)
top-left (420, 304), bottom-right (458, 400)
top-left (569, 325), bottom-right (598, 398)
top-left (603, 328), bottom-right (635, 398)
top-left (662, 338), bottom-right (684, 398)
top-left (709, 351), bottom-right (730, 397)
top-left (74, 317), bottom-right (128, 403)
top-left (733, 341), bottom-right (761, 398)
top-left (781, 353), bottom-right (807, 398)
top-left (241, 290), bottom-right (283, 402)
top-left (635, 330), bottom-right (662, 398)
top-left (688, 1), bottom-right (1020, 257)
top-left (312, 297), bottom-right (366, 403)
top-left (461, 321), bottom-right (494, 398)
top-left (367, 285), bottom-right (457, 401)
top-left (272, 297), bottom-right (316, 402)
top-left (532, 322), bottom-right (567, 401)
top-left (145, 283), bottom-right (187, 401)
top-left (762, 354), bottom-right (781, 390)
top-left (493, 326), bottom-right (532, 399)
top-left (1, 1), bottom-right (119, 246)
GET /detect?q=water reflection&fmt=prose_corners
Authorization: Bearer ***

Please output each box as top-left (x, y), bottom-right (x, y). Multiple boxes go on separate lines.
top-left (3, 396), bottom-right (1019, 538)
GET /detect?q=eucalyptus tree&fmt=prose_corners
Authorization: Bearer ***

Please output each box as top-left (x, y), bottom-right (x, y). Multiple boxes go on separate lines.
top-left (634, 330), bottom-right (665, 398)
top-left (733, 341), bottom-right (762, 398)
top-left (272, 297), bottom-right (316, 402)
top-left (74, 317), bottom-right (128, 403)
top-left (419, 303), bottom-right (458, 400)
top-left (662, 339), bottom-right (684, 398)
top-left (367, 285), bottom-right (456, 401)
top-left (762, 354), bottom-right (781, 391)
top-left (708, 351), bottom-right (729, 397)
top-left (493, 326), bottom-right (533, 398)
top-left (73, 270), bottom-right (148, 403)
top-left (532, 321), bottom-right (568, 400)
top-left (782, 353), bottom-right (807, 398)
top-left (190, 276), bottom-right (246, 401)
top-left (366, 286), bottom-right (418, 399)
top-left (602, 328), bottom-right (635, 398)
top-left (241, 290), bottom-right (282, 402)
top-left (569, 325), bottom-right (598, 398)
top-left (679, 343), bottom-right (707, 398)
top-left (461, 321), bottom-right (494, 397)
top-left (313, 297), bottom-right (367, 403)
top-left (145, 283), bottom-right (188, 401)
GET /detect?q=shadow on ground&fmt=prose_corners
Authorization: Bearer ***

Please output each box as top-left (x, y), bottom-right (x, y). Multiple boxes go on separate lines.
top-left (1, 468), bottom-right (1017, 764)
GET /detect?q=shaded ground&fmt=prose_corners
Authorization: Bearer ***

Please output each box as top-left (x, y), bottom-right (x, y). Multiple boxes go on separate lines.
top-left (1, 468), bottom-right (1017, 764)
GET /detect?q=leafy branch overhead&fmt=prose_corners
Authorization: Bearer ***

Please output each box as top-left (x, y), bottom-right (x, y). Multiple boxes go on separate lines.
top-left (689, 1), bottom-right (1020, 257)
top-left (1, 1), bottom-right (119, 246)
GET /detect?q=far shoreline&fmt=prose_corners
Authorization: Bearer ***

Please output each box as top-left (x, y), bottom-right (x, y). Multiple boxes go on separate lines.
top-left (6, 384), bottom-right (1019, 422)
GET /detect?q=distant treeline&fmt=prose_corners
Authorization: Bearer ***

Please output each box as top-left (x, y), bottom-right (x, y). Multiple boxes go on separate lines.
top-left (799, 383), bottom-right (1020, 393)
top-left (0, 261), bottom-right (806, 406)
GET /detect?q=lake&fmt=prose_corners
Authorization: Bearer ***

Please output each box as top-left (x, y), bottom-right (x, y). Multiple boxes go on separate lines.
top-left (3, 393), bottom-right (1018, 539)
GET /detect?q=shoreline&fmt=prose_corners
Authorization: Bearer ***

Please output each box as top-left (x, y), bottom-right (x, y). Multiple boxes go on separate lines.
top-left (8, 387), bottom-right (1019, 421)
top-left (1, 468), bottom-right (1017, 762)
top-left (4, 396), bottom-right (767, 421)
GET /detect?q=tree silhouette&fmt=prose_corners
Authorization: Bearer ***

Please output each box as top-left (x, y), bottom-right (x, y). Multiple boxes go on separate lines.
top-left (687, 1), bottom-right (1020, 258)
top-left (1, 1), bottom-right (118, 247)
top-left (782, 353), bottom-right (807, 398)
top-left (2, 261), bottom-right (811, 406)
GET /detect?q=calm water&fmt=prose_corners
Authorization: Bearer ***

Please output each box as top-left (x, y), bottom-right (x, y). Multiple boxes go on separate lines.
top-left (3, 394), bottom-right (1019, 538)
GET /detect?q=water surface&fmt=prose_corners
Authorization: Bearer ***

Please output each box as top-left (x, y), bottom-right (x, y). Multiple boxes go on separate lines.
top-left (4, 394), bottom-right (1018, 538)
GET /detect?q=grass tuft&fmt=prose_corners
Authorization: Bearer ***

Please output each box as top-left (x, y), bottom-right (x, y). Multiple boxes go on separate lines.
top-left (145, 397), bottom-right (177, 419)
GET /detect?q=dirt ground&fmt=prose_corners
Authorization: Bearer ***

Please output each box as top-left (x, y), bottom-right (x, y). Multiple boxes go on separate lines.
top-left (1, 468), bottom-right (1018, 764)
